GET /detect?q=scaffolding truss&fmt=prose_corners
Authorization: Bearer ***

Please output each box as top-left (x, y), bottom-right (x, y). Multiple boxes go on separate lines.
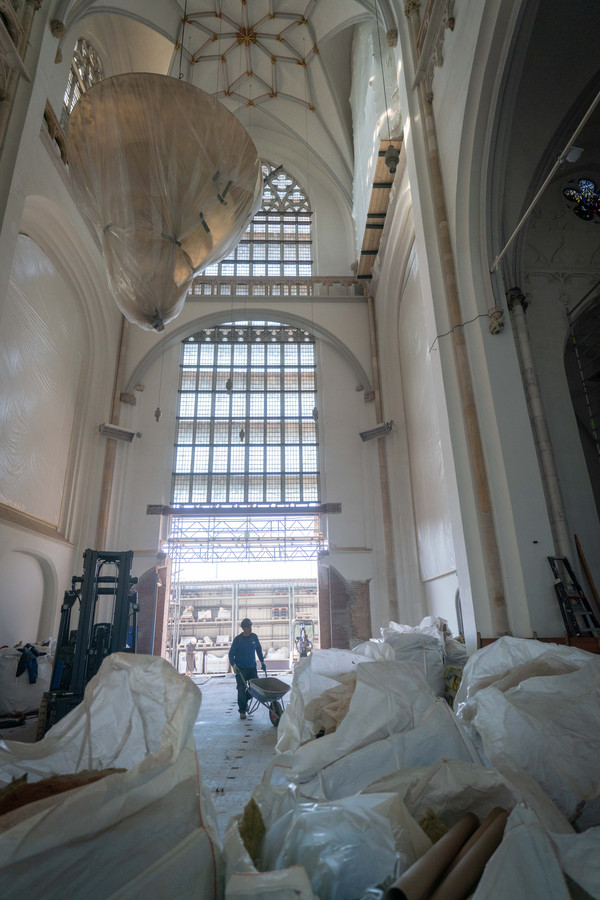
top-left (166, 513), bottom-right (325, 563)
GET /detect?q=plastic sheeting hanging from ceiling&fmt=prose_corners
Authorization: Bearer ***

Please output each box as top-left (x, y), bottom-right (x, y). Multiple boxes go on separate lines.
top-left (66, 73), bottom-right (262, 331)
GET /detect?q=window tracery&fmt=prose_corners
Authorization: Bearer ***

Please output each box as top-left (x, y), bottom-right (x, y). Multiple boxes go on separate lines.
top-left (61, 37), bottom-right (104, 126)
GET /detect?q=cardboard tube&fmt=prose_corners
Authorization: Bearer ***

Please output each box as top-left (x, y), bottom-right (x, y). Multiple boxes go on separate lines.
top-left (385, 812), bottom-right (480, 900)
top-left (428, 809), bottom-right (508, 900)
top-left (445, 807), bottom-right (507, 873)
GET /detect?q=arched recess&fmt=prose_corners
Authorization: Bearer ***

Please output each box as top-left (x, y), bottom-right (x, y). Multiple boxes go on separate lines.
top-left (17, 195), bottom-right (119, 540)
top-left (125, 307), bottom-right (374, 398)
top-left (0, 549), bottom-right (58, 644)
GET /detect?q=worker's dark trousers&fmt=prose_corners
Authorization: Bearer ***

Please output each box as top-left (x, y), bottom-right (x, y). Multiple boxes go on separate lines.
top-left (235, 666), bottom-right (257, 712)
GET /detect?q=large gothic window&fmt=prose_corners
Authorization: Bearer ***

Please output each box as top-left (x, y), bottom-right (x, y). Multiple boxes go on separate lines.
top-left (172, 322), bottom-right (319, 508)
top-left (61, 37), bottom-right (104, 126)
top-left (199, 163), bottom-right (312, 288)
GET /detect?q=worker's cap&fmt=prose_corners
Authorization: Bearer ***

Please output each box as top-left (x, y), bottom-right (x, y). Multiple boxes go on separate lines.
top-left (190, 636), bottom-right (197, 643)
top-left (241, 618), bottom-right (252, 628)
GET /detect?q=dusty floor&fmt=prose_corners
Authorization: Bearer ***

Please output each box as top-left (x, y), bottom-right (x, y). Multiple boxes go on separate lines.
top-left (192, 672), bottom-right (292, 837)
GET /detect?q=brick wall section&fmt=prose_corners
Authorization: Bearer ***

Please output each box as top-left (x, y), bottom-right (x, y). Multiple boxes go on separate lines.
top-left (134, 562), bottom-right (170, 656)
top-left (318, 563), bottom-right (372, 649)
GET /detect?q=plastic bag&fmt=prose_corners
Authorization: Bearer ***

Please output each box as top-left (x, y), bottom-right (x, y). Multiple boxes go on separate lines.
top-left (0, 653), bottom-right (222, 899)
top-left (226, 866), bottom-right (319, 899)
top-left (261, 793), bottom-right (430, 900)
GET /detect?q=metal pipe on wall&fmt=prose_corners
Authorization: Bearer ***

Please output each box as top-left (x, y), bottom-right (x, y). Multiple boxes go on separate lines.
top-left (405, 2), bottom-right (509, 634)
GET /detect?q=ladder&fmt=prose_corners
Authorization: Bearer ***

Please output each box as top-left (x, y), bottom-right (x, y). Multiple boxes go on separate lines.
top-left (548, 556), bottom-right (600, 637)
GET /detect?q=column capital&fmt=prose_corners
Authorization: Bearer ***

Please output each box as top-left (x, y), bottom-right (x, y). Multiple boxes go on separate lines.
top-left (405, 1), bottom-right (421, 18)
top-left (50, 19), bottom-right (66, 39)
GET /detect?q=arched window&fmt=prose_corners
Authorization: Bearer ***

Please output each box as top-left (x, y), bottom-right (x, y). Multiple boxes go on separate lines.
top-left (201, 163), bottom-right (312, 285)
top-left (61, 37), bottom-right (104, 126)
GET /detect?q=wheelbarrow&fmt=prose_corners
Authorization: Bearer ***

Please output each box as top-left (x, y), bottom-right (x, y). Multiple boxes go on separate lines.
top-left (244, 671), bottom-right (291, 726)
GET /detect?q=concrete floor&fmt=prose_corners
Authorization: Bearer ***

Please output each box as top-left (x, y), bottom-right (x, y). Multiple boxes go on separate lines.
top-left (192, 672), bottom-right (291, 837)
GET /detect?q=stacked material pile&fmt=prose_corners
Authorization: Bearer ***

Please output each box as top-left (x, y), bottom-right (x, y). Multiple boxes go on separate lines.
top-left (223, 630), bottom-right (600, 899)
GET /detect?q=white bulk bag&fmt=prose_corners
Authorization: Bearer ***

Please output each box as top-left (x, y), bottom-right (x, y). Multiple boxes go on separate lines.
top-left (381, 629), bottom-right (446, 695)
top-left (0, 653), bottom-right (222, 899)
top-left (454, 635), bottom-right (594, 716)
top-left (472, 806), bottom-right (596, 900)
top-left (314, 699), bottom-right (480, 801)
top-left (459, 658), bottom-right (600, 825)
top-left (276, 646), bottom-right (392, 754)
top-left (362, 757), bottom-right (573, 836)
top-left (0, 646), bottom-right (52, 716)
top-left (273, 659), bottom-right (438, 784)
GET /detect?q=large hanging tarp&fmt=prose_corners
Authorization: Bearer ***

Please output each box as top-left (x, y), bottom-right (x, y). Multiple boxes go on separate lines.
top-left (66, 73), bottom-right (262, 331)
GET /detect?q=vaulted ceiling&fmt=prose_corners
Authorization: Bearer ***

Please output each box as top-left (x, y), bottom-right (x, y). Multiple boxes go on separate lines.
top-left (56, 1), bottom-right (387, 211)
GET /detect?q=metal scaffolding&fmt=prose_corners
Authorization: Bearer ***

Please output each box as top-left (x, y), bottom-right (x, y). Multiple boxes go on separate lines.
top-left (165, 512), bottom-right (325, 563)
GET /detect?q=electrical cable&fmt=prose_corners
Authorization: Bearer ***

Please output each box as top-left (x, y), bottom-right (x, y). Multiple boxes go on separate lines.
top-left (429, 313), bottom-right (491, 353)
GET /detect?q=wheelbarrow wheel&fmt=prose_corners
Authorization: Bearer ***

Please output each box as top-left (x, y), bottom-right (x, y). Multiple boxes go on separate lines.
top-left (268, 700), bottom-right (283, 727)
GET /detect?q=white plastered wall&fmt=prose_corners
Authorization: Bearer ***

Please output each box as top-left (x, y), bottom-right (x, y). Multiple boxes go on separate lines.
top-left (0, 17), bottom-right (128, 642)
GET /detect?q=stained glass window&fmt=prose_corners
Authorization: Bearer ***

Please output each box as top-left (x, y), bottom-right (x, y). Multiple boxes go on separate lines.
top-left (563, 178), bottom-right (600, 222)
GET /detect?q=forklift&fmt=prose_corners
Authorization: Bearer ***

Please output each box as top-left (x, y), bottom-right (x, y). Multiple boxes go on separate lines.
top-left (37, 549), bottom-right (139, 738)
top-left (291, 618), bottom-right (314, 665)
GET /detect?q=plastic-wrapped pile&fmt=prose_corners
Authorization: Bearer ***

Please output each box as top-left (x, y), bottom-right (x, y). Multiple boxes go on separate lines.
top-left (67, 74), bottom-right (262, 331)
top-left (224, 629), bottom-right (600, 899)
top-left (0, 653), bottom-right (222, 899)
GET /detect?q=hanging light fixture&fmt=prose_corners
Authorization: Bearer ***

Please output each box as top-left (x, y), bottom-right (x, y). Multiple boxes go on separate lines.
top-left (66, 73), bottom-right (262, 331)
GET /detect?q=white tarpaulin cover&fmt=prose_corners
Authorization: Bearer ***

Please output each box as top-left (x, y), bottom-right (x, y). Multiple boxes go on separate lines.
top-left (0, 653), bottom-right (222, 899)
top-left (273, 659), bottom-right (438, 784)
top-left (66, 74), bottom-right (262, 331)
top-left (454, 637), bottom-right (600, 825)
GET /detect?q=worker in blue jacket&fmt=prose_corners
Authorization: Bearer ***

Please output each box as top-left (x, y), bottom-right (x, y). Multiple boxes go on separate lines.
top-left (229, 618), bottom-right (266, 719)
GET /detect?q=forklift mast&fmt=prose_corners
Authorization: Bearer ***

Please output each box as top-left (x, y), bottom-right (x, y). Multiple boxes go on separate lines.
top-left (39, 549), bottom-right (139, 736)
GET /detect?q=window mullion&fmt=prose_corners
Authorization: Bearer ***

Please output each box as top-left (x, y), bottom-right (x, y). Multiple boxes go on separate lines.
top-left (207, 351), bottom-right (218, 503)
